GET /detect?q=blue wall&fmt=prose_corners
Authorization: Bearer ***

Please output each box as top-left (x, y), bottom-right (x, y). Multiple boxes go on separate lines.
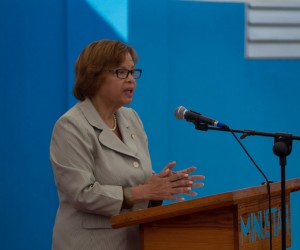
top-left (1, 0), bottom-right (66, 249)
top-left (1, 0), bottom-right (299, 249)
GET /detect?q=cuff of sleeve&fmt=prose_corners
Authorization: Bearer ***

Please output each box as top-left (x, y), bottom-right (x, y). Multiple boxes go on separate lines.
top-left (122, 187), bottom-right (134, 209)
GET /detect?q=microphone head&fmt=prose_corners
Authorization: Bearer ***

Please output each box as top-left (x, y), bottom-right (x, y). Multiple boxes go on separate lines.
top-left (174, 106), bottom-right (187, 120)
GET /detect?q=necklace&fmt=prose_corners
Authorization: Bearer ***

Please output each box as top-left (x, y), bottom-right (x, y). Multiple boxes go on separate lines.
top-left (111, 113), bottom-right (117, 131)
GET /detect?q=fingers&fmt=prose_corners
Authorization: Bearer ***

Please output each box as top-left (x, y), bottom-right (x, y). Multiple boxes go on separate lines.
top-left (192, 181), bottom-right (205, 187)
top-left (178, 166), bottom-right (197, 174)
top-left (187, 191), bottom-right (198, 196)
top-left (169, 172), bottom-right (189, 182)
top-left (170, 178), bottom-right (193, 188)
top-left (186, 176), bottom-right (205, 188)
top-left (167, 195), bottom-right (185, 201)
top-left (160, 163), bottom-right (199, 178)
top-left (170, 177), bottom-right (204, 189)
top-left (188, 175), bottom-right (205, 181)
top-left (169, 172), bottom-right (205, 197)
top-left (165, 161), bottom-right (176, 170)
top-left (158, 168), bottom-right (170, 178)
top-left (162, 161), bottom-right (176, 173)
top-left (163, 188), bottom-right (199, 201)
top-left (171, 186), bottom-right (192, 194)
top-left (158, 161), bottom-right (177, 177)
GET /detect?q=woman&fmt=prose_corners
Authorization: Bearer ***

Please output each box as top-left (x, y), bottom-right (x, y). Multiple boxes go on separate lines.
top-left (50, 39), bottom-right (205, 250)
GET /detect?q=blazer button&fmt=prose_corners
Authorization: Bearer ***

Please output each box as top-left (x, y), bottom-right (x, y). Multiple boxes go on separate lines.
top-left (133, 161), bottom-right (140, 168)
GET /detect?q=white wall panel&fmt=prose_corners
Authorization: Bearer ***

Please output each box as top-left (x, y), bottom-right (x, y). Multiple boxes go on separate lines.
top-left (246, 2), bottom-right (300, 58)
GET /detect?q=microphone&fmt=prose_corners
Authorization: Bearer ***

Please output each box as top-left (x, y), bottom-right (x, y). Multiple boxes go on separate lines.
top-left (174, 106), bottom-right (228, 129)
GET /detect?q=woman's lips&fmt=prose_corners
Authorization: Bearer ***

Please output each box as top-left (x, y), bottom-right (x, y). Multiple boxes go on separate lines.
top-left (124, 88), bottom-right (134, 97)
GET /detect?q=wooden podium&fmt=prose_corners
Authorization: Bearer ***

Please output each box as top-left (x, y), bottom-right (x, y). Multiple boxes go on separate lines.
top-left (111, 178), bottom-right (300, 250)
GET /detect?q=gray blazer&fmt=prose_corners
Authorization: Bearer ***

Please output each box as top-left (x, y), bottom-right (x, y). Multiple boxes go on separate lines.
top-left (50, 98), bottom-right (152, 250)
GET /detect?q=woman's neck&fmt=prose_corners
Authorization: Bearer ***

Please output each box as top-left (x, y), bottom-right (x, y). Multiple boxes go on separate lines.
top-left (91, 97), bottom-right (118, 129)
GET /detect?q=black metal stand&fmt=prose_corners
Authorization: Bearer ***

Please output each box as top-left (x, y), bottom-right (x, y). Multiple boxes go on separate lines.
top-left (272, 136), bottom-right (293, 250)
top-left (194, 123), bottom-right (300, 250)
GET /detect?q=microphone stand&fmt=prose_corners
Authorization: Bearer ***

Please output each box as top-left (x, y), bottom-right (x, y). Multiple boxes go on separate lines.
top-left (194, 123), bottom-right (300, 250)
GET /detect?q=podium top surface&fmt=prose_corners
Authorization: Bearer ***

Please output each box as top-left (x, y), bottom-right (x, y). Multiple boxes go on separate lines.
top-left (111, 178), bottom-right (300, 229)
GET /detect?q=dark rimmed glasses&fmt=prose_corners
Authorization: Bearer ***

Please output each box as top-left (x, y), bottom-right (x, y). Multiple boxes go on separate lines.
top-left (110, 68), bottom-right (142, 79)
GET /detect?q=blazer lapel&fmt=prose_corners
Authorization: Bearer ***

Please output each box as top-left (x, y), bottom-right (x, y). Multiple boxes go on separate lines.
top-left (78, 99), bottom-right (138, 158)
top-left (116, 111), bottom-right (138, 156)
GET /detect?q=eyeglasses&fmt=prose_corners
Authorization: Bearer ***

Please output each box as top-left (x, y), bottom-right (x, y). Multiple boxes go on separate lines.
top-left (110, 68), bottom-right (142, 79)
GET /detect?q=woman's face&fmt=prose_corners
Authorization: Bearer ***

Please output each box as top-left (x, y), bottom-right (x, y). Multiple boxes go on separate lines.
top-left (96, 53), bottom-right (137, 109)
